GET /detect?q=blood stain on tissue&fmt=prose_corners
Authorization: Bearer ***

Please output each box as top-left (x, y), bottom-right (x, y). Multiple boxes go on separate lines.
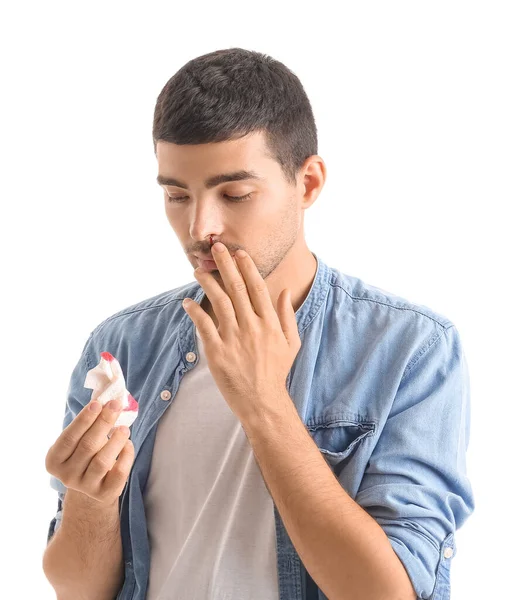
top-left (126, 393), bottom-right (139, 412)
top-left (96, 352), bottom-right (138, 412)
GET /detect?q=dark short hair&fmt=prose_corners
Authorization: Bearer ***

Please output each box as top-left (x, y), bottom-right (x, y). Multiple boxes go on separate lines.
top-left (152, 48), bottom-right (318, 185)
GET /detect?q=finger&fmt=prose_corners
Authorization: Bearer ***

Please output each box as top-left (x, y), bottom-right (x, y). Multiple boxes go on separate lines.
top-left (100, 438), bottom-right (135, 497)
top-left (183, 295), bottom-right (222, 345)
top-left (49, 399), bottom-right (111, 466)
top-left (233, 250), bottom-right (275, 322)
top-left (209, 245), bottom-right (254, 325)
top-left (82, 426), bottom-right (131, 490)
top-left (62, 399), bottom-right (124, 477)
top-left (278, 289), bottom-right (301, 348)
top-left (194, 267), bottom-right (239, 331)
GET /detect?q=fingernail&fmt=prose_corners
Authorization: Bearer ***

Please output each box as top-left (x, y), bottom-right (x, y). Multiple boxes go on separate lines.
top-left (108, 399), bottom-right (120, 411)
top-left (89, 401), bottom-right (101, 412)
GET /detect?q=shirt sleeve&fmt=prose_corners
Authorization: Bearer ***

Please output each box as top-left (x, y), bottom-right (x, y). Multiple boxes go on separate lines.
top-left (47, 491), bottom-right (65, 545)
top-left (354, 324), bottom-right (475, 600)
top-left (47, 332), bottom-right (97, 545)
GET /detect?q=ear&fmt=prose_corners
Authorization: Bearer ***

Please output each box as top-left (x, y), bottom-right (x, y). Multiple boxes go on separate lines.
top-left (299, 156), bottom-right (327, 210)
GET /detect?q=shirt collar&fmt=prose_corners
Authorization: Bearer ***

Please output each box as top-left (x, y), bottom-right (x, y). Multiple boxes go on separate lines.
top-left (177, 252), bottom-right (331, 353)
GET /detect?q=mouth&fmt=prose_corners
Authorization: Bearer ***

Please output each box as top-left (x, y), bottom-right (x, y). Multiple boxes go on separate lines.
top-left (196, 257), bottom-right (218, 272)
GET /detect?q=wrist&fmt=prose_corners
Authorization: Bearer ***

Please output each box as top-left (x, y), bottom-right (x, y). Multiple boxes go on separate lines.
top-left (64, 488), bottom-right (119, 511)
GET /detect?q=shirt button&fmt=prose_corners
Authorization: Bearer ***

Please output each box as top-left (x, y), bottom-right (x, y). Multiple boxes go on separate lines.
top-left (186, 352), bottom-right (197, 363)
top-left (160, 390), bottom-right (171, 401)
top-left (443, 547), bottom-right (454, 559)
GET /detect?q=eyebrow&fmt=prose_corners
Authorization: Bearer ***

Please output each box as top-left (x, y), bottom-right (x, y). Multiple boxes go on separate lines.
top-left (156, 170), bottom-right (264, 190)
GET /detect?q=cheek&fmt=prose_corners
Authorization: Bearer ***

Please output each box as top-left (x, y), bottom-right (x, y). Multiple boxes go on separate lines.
top-left (241, 205), bottom-right (286, 244)
top-left (245, 201), bottom-right (278, 226)
top-left (164, 205), bottom-right (175, 224)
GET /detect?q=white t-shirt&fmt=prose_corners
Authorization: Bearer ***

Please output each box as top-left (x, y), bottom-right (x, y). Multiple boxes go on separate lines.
top-left (144, 328), bottom-right (280, 600)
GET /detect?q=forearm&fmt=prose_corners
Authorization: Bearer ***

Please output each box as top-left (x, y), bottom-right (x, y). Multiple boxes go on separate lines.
top-left (43, 489), bottom-right (124, 600)
top-left (243, 395), bottom-right (416, 600)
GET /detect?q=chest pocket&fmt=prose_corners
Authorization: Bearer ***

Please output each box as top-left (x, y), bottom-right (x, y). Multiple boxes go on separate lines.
top-left (306, 417), bottom-right (376, 472)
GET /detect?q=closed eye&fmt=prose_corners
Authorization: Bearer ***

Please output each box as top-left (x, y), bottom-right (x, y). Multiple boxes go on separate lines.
top-left (167, 193), bottom-right (253, 204)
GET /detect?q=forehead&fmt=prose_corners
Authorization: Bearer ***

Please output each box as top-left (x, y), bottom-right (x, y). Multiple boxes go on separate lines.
top-left (156, 130), bottom-right (276, 178)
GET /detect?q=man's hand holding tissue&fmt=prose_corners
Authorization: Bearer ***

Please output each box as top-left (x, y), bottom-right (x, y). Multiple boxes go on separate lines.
top-left (45, 398), bottom-right (135, 507)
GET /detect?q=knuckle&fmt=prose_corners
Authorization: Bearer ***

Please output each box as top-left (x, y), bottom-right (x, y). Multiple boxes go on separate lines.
top-left (99, 411), bottom-right (116, 425)
top-left (244, 328), bottom-right (257, 342)
top-left (92, 454), bottom-right (115, 472)
top-left (218, 295), bottom-right (232, 310)
top-left (45, 459), bottom-right (57, 476)
top-left (245, 321), bottom-right (259, 335)
top-left (78, 436), bottom-right (99, 454)
top-left (61, 431), bottom-right (77, 450)
top-left (58, 466), bottom-right (73, 487)
top-left (268, 323), bottom-right (282, 336)
top-left (111, 465), bottom-right (127, 479)
top-left (232, 280), bottom-right (247, 293)
top-left (44, 450), bottom-right (55, 474)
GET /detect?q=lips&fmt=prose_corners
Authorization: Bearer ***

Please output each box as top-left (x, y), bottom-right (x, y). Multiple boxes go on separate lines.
top-left (194, 254), bottom-right (214, 261)
top-left (193, 248), bottom-right (237, 272)
top-left (194, 251), bottom-right (236, 260)
top-left (197, 258), bottom-right (218, 271)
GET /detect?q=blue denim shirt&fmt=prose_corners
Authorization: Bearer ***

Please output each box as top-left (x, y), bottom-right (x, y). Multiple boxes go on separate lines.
top-left (47, 252), bottom-right (474, 600)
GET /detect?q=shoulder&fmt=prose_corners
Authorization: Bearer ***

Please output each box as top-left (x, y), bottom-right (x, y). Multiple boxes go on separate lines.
top-left (90, 280), bottom-right (199, 339)
top-left (325, 265), bottom-right (465, 383)
top-left (328, 266), bottom-right (455, 331)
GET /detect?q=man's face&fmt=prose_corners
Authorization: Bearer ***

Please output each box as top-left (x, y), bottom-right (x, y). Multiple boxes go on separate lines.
top-left (156, 130), bottom-right (303, 284)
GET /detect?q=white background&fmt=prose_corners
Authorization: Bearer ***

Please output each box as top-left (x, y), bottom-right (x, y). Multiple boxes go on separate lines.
top-left (1, 1), bottom-right (520, 598)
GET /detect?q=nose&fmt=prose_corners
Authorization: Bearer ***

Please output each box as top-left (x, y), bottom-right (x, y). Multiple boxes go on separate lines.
top-left (190, 199), bottom-right (223, 243)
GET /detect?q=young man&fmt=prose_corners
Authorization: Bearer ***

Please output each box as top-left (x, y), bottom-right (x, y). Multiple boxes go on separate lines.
top-left (44, 48), bottom-right (474, 600)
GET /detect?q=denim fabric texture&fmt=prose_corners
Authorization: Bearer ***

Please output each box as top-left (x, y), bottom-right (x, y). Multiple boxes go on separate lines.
top-left (47, 253), bottom-right (474, 600)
